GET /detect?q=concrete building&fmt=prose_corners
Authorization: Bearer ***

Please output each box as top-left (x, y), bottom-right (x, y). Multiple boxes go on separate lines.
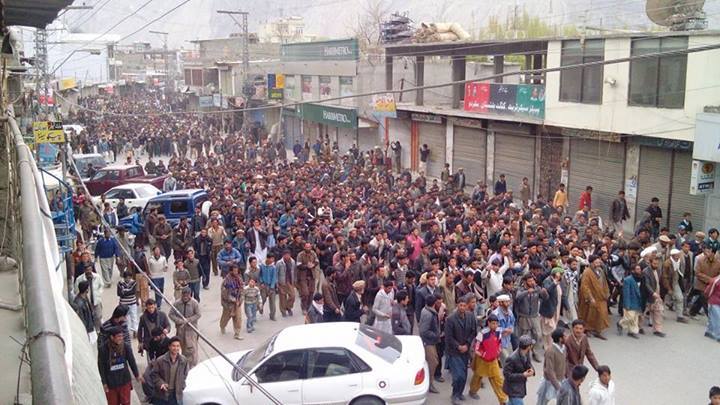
top-left (259, 16), bottom-right (315, 44)
top-left (381, 31), bottom-right (720, 234)
top-left (108, 42), bottom-right (180, 86)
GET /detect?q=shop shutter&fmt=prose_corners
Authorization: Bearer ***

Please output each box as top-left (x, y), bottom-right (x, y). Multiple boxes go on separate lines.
top-left (418, 122), bottom-right (446, 178)
top-left (568, 139), bottom-right (625, 221)
top-left (358, 128), bottom-right (379, 154)
top-left (494, 133), bottom-right (535, 194)
top-left (452, 126), bottom-right (486, 191)
top-left (337, 127), bottom-right (356, 154)
top-left (636, 146), bottom-right (672, 225)
top-left (670, 151), bottom-right (706, 231)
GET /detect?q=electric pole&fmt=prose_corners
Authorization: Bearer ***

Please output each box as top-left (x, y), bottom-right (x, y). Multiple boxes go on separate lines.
top-left (34, 28), bottom-right (50, 118)
top-left (149, 30), bottom-right (170, 88)
top-left (217, 10), bottom-right (249, 80)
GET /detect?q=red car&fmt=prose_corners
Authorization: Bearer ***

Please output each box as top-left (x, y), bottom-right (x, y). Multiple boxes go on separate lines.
top-left (85, 165), bottom-right (169, 196)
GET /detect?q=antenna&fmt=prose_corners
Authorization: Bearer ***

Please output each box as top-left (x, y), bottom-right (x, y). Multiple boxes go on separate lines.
top-left (646, 0), bottom-right (707, 31)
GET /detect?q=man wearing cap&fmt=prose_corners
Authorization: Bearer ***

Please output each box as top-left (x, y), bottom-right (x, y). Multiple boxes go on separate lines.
top-left (663, 248), bottom-right (688, 323)
top-left (168, 287), bottom-right (201, 368)
top-left (643, 255), bottom-right (666, 337)
top-left (98, 325), bottom-right (142, 405)
top-left (578, 255), bottom-right (610, 340)
top-left (493, 294), bottom-right (516, 364)
top-left (345, 280), bottom-right (367, 323)
top-left (653, 234), bottom-right (673, 265)
top-left (503, 335), bottom-right (536, 405)
top-left (468, 313), bottom-right (508, 402)
top-left (454, 167), bottom-right (466, 192)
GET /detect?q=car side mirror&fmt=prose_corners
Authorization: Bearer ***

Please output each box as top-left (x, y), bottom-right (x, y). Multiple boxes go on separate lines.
top-left (241, 374), bottom-right (257, 392)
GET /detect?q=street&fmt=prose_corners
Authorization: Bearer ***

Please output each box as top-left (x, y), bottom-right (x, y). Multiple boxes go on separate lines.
top-left (100, 266), bottom-right (718, 405)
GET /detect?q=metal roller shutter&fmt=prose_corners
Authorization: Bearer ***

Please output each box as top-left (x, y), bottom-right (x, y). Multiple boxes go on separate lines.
top-left (636, 146), bottom-right (672, 225)
top-left (671, 151), bottom-right (706, 231)
top-left (419, 122), bottom-right (446, 178)
top-left (337, 127), bottom-right (355, 154)
top-left (358, 128), bottom-right (378, 154)
top-left (569, 139), bottom-right (625, 220)
top-left (452, 126), bottom-right (486, 190)
top-left (494, 133), bottom-right (535, 194)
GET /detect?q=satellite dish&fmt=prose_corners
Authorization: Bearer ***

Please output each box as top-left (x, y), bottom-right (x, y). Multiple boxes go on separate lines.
top-left (646, 0), bottom-right (707, 30)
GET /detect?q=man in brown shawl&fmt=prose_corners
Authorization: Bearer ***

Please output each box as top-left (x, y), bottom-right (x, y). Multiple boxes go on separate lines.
top-left (578, 255), bottom-right (610, 339)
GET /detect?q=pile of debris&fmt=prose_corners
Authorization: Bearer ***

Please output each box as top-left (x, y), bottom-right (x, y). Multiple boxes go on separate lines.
top-left (414, 22), bottom-right (471, 43)
top-left (380, 12), bottom-right (414, 44)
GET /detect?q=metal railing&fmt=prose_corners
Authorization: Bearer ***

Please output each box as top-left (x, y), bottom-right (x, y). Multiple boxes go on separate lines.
top-left (4, 106), bottom-right (74, 405)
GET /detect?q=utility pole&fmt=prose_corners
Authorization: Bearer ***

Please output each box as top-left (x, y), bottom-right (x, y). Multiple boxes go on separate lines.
top-left (217, 10), bottom-right (249, 80)
top-left (34, 28), bottom-right (49, 118)
top-left (150, 30), bottom-right (170, 88)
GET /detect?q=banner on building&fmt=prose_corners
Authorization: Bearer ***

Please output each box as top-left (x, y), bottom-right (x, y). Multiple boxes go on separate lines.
top-left (58, 78), bottom-right (77, 91)
top-left (281, 39), bottom-right (359, 62)
top-left (33, 121), bottom-right (65, 144)
top-left (319, 76), bottom-right (333, 100)
top-left (212, 93), bottom-right (222, 108)
top-left (301, 76), bottom-right (313, 100)
top-left (463, 83), bottom-right (545, 119)
top-left (371, 93), bottom-right (397, 118)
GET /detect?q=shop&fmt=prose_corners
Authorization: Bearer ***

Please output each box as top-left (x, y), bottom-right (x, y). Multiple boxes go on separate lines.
top-left (491, 121), bottom-right (536, 194)
top-left (634, 139), bottom-right (705, 230)
top-left (411, 113), bottom-right (445, 178)
top-left (451, 118), bottom-right (487, 190)
top-left (567, 135), bottom-right (625, 220)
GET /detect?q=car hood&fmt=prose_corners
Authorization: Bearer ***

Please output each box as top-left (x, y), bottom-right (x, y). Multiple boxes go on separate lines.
top-left (185, 350), bottom-right (251, 392)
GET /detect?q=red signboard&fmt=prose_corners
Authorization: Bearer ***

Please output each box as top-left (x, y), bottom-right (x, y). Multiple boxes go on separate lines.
top-left (463, 82), bottom-right (490, 113)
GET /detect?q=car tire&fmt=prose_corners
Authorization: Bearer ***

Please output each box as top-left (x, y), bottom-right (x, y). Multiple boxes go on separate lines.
top-left (350, 396), bottom-right (385, 405)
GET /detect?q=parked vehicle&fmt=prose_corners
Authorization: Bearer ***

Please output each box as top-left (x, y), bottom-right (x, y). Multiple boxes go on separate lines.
top-left (119, 189), bottom-right (210, 234)
top-left (184, 323), bottom-right (428, 405)
top-left (72, 153), bottom-right (107, 181)
top-left (91, 183), bottom-right (161, 213)
top-left (85, 164), bottom-right (168, 196)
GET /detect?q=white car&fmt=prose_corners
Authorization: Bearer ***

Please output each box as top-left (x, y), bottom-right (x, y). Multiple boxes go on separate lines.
top-left (184, 323), bottom-right (429, 405)
top-left (92, 183), bottom-right (161, 214)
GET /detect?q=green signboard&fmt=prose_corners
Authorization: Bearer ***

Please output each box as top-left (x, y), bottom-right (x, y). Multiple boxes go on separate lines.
top-left (268, 88), bottom-right (284, 100)
top-left (298, 103), bottom-right (358, 129)
top-left (281, 39), bottom-right (359, 62)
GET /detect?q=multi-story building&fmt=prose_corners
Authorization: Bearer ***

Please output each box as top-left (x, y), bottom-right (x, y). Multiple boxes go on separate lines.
top-left (108, 42), bottom-right (180, 86)
top-left (259, 16), bottom-right (315, 44)
top-left (381, 31), bottom-right (720, 234)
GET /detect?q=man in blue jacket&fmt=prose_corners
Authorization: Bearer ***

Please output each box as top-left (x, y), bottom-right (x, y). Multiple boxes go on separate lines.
top-left (95, 227), bottom-right (121, 287)
top-left (259, 254), bottom-right (278, 321)
top-left (217, 240), bottom-right (243, 278)
top-left (617, 264), bottom-right (645, 338)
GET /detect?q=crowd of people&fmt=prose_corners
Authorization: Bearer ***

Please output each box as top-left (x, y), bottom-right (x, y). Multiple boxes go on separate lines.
top-left (64, 89), bottom-right (720, 405)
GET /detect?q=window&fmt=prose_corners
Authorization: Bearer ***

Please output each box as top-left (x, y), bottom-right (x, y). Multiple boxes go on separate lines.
top-left (169, 200), bottom-right (189, 214)
top-left (233, 334), bottom-right (278, 381)
top-left (559, 39), bottom-right (604, 104)
top-left (126, 168), bottom-right (140, 178)
top-left (629, 37), bottom-right (687, 108)
top-left (307, 349), bottom-right (359, 378)
top-left (105, 189), bottom-right (134, 200)
top-left (254, 350), bottom-right (306, 383)
top-left (355, 324), bottom-right (402, 364)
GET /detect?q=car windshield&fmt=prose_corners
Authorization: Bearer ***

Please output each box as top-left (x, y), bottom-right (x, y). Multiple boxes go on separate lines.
top-left (232, 333), bottom-right (278, 381)
top-left (355, 324), bottom-right (402, 364)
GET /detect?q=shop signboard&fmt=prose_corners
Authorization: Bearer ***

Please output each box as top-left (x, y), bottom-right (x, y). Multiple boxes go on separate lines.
top-left (199, 96), bottom-right (213, 108)
top-left (212, 93), bottom-right (222, 107)
top-left (298, 103), bottom-right (357, 129)
top-left (690, 160), bottom-right (716, 195)
top-left (371, 93), bottom-right (397, 118)
top-left (268, 88), bottom-right (284, 100)
top-left (281, 39), bottom-right (359, 62)
top-left (33, 121), bottom-right (65, 144)
top-left (411, 113), bottom-right (442, 124)
top-left (463, 83), bottom-right (545, 119)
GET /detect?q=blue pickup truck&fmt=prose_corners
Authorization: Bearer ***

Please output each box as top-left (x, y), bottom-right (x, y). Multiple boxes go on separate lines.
top-left (120, 189), bottom-right (210, 234)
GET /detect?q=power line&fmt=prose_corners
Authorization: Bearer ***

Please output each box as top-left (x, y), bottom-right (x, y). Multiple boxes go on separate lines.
top-left (51, 0), bottom-right (157, 75)
top-left (116, 0), bottom-right (195, 43)
top-left (57, 42), bottom-right (720, 118)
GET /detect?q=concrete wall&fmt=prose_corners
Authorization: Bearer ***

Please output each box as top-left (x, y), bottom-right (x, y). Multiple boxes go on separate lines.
top-left (545, 34), bottom-right (720, 142)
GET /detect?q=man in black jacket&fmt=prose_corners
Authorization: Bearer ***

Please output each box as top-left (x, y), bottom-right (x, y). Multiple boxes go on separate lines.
top-left (137, 299), bottom-right (171, 360)
top-left (98, 326), bottom-right (142, 405)
top-left (444, 295), bottom-right (477, 404)
top-left (503, 335), bottom-right (536, 404)
top-left (72, 280), bottom-right (96, 343)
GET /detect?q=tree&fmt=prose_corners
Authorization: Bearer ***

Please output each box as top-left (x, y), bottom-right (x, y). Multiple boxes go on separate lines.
top-left (348, 0), bottom-right (392, 53)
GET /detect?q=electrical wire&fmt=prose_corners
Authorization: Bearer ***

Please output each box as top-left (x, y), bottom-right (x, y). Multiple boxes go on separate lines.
top-left (51, 0), bottom-right (157, 75)
top-left (65, 154), bottom-right (283, 405)
top-left (115, 0), bottom-right (195, 43)
top-left (53, 42), bottom-right (720, 118)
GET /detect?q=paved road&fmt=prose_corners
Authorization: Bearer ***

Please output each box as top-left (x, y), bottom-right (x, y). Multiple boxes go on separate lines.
top-left (99, 266), bottom-right (718, 405)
